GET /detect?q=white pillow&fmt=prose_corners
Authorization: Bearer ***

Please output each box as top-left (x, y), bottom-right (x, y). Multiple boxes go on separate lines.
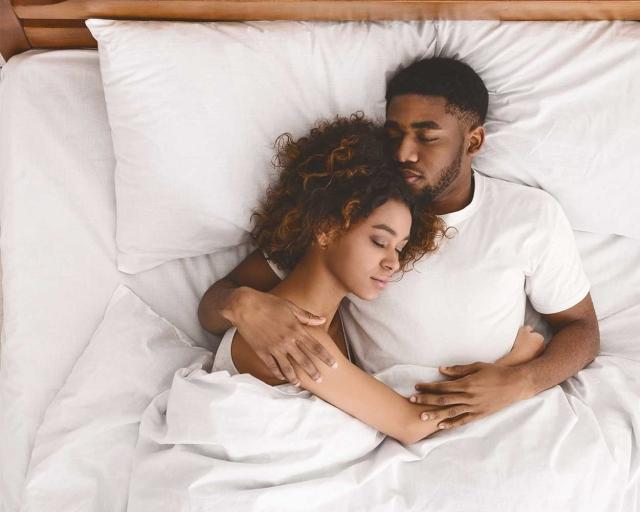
top-left (21, 284), bottom-right (212, 511)
top-left (86, 19), bottom-right (438, 273)
top-left (435, 20), bottom-right (640, 239)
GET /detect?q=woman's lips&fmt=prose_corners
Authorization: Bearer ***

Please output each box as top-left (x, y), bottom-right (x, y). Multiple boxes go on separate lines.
top-left (371, 277), bottom-right (388, 289)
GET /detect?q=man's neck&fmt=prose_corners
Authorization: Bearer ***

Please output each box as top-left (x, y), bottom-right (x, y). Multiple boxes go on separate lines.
top-left (431, 169), bottom-right (475, 216)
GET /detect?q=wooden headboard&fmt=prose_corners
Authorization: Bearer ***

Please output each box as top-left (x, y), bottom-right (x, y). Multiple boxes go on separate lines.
top-left (2, 0), bottom-right (640, 62)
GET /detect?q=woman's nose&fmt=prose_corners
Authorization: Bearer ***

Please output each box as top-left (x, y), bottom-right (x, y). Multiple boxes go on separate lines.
top-left (382, 251), bottom-right (400, 273)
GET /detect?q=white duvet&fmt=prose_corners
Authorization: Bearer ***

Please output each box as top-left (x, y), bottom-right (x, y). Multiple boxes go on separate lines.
top-left (22, 286), bottom-right (640, 511)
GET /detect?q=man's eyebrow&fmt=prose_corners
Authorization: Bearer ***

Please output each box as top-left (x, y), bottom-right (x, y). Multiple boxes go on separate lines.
top-left (411, 120), bottom-right (442, 130)
top-left (373, 224), bottom-right (410, 241)
top-left (383, 120), bottom-right (442, 130)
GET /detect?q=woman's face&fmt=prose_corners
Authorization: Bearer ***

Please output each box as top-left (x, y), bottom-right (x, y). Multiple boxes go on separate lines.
top-left (323, 198), bottom-right (412, 301)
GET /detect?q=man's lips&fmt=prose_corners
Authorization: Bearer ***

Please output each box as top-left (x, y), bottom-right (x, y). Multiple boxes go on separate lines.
top-left (401, 168), bottom-right (422, 183)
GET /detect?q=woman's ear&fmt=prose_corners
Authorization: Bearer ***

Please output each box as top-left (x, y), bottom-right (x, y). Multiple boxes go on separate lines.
top-left (315, 224), bottom-right (338, 250)
top-left (316, 231), bottom-right (331, 250)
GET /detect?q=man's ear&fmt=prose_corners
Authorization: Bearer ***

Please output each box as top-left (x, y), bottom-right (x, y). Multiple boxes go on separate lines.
top-left (467, 125), bottom-right (485, 156)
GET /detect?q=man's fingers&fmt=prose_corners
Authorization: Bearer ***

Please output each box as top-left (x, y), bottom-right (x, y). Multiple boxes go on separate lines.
top-left (410, 392), bottom-right (470, 406)
top-left (290, 344), bottom-right (323, 382)
top-left (274, 354), bottom-right (301, 386)
top-left (291, 307), bottom-right (326, 326)
top-left (437, 412), bottom-right (478, 430)
top-left (438, 362), bottom-right (483, 377)
top-left (299, 335), bottom-right (337, 369)
top-left (262, 355), bottom-right (287, 382)
top-left (414, 380), bottom-right (466, 394)
top-left (420, 404), bottom-right (473, 422)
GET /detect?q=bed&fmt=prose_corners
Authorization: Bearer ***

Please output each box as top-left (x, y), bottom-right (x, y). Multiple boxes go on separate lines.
top-left (1, 3), bottom-right (640, 511)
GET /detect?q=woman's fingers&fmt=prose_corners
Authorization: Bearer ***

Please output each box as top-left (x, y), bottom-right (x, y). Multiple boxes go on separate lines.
top-left (420, 404), bottom-right (473, 422)
top-left (436, 412), bottom-right (478, 430)
top-left (410, 392), bottom-right (470, 406)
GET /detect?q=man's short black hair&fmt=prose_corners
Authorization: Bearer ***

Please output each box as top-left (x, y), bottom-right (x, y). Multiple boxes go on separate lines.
top-left (386, 57), bottom-right (489, 128)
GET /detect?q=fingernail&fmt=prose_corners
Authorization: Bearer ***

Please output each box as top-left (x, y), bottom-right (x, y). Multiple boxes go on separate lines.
top-left (315, 376), bottom-right (323, 383)
top-left (294, 381), bottom-right (301, 387)
top-left (331, 362), bottom-right (338, 369)
top-left (421, 413), bottom-right (429, 421)
top-left (439, 424), bottom-right (446, 430)
top-left (409, 396), bottom-right (416, 403)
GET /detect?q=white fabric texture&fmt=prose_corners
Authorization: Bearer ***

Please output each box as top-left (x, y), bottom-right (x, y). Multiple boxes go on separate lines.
top-left (268, 173), bottom-right (590, 373)
top-left (128, 337), bottom-right (639, 512)
top-left (87, 19), bottom-right (640, 276)
top-left (0, 50), bottom-right (253, 512)
top-left (85, 18), bottom-right (439, 274)
top-left (20, 285), bottom-right (212, 512)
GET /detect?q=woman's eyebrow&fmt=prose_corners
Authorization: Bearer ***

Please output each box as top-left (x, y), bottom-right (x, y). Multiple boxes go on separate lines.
top-left (372, 224), bottom-right (410, 241)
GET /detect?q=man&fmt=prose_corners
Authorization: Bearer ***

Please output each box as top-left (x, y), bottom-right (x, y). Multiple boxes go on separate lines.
top-left (198, 57), bottom-right (599, 431)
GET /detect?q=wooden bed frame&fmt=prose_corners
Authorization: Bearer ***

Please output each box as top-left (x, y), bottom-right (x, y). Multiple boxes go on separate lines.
top-left (2, 0), bottom-right (640, 62)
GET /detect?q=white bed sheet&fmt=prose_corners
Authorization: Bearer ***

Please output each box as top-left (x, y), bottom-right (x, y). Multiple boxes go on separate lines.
top-left (0, 50), bottom-right (252, 512)
top-left (1, 47), bottom-right (639, 511)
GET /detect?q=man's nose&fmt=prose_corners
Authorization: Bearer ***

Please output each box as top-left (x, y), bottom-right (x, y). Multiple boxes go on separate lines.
top-left (395, 136), bottom-right (419, 163)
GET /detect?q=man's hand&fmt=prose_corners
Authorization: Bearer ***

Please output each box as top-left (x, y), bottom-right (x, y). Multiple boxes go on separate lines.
top-left (409, 363), bottom-right (533, 430)
top-left (225, 287), bottom-right (337, 385)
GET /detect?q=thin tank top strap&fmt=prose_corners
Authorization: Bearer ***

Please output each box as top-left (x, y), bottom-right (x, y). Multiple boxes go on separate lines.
top-left (337, 309), bottom-right (353, 363)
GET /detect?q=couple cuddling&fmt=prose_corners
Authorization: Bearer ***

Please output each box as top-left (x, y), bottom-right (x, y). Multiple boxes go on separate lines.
top-left (198, 57), bottom-right (600, 444)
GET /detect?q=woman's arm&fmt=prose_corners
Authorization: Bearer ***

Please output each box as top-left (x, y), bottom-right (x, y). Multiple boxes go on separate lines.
top-left (231, 327), bottom-right (439, 445)
top-left (231, 324), bottom-right (546, 445)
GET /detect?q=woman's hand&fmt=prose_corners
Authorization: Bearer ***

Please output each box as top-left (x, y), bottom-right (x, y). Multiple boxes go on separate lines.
top-left (224, 287), bottom-right (337, 384)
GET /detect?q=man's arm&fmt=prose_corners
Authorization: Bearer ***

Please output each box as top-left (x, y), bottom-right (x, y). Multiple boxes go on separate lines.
top-left (515, 292), bottom-right (599, 395)
top-left (198, 249), bottom-right (337, 384)
top-left (411, 293), bottom-right (599, 430)
top-left (198, 249), bottom-right (282, 335)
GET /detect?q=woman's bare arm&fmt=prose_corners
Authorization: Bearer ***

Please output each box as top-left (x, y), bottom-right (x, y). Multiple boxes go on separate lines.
top-left (231, 324), bottom-right (546, 445)
top-left (231, 327), bottom-right (440, 445)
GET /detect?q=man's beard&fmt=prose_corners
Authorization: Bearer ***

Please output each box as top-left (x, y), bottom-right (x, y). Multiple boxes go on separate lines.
top-left (415, 143), bottom-right (464, 203)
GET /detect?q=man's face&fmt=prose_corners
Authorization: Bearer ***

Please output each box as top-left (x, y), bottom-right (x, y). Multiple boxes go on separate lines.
top-left (385, 94), bottom-right (468, 200)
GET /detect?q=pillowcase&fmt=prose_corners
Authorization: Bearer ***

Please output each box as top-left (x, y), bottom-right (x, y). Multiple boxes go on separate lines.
top-left (434, 20), bottom-right (640, 239)
top-left (86, 19), bottom-right (438, 273)
top-left (21, 284), bottom-right (212, 511)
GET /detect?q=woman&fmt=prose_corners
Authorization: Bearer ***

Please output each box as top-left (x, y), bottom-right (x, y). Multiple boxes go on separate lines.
top-left (212, 114), bottom-right (543, 444)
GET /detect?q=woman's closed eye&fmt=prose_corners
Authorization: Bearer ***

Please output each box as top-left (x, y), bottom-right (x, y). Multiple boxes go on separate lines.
top-left (372, 237), bottom-right (406, 254)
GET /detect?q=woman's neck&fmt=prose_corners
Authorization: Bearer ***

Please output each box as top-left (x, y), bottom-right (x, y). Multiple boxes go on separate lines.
top-left (269, 251), bottom-right (346, 331)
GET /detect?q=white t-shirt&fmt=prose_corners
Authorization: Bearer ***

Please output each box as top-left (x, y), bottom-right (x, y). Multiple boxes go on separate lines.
top-left (266, 172), bottom-right (590, 374)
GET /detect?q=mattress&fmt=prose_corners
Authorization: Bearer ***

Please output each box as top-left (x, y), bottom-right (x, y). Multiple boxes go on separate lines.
top-left (0, 50), bottom-right (252, 512)
top-left (1, 42), bottom-right (639, 511)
